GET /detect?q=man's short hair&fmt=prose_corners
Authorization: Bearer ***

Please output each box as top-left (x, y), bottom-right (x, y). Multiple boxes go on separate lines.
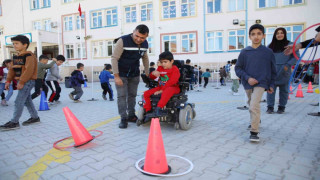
top-left (56, 55), bottom-right (66, 62)
top-left (249, 24), bottom-right (265, 35)
top-left (11, 35), bottom-right (30, 49)
top-left (105, 64), bottom-right (112, 70)
top-left (150, 62), bottom-right (155, 66)
top-left (39, 55), bottom-right (49, 61)
top-left (159, 51), bottom-right (174, 61)
top-left (135, 24), bottom-right (149, 35)
top-left (186, 59), bottom-right (191, 64)
top-left (77, 63), bottom-right (84, 69)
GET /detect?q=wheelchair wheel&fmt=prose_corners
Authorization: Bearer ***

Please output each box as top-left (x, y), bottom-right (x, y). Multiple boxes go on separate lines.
top-left (193, 109), bottom-right (196, 119)
top-left (137, 106), bottom-right (145, 126)
top-left (179, 105), bottom-right (193, 130)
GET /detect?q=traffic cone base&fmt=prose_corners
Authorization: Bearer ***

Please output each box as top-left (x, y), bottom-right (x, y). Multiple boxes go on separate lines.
top-left (141, 165), bottom-right (171, 176)
top-left (63, 107), bottom-right (93, 147)
top-left (143, 118), bottom-right (170, 175)
top-left (307, 81), bottom-right (313, 93)
top-left (295, 84), bottom-right (304, 98)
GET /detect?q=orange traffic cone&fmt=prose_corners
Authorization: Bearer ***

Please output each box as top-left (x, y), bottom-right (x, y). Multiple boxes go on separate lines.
top-left (295, 84), bottom-right (304, 98)
top-left (63, 107), bottom-right (93, 147)
top-left (289, 85), bottom-right (293, 94)
top-left (143, 118), bottom-right (170, 174)
top-left (307, 81), bottom-right (313, 93)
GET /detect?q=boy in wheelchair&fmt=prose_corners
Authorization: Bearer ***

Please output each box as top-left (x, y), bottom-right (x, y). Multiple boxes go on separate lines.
top-left (143, 51), bottom-right (180, 116)
top-left (137, 51), bottom-right (195, 130)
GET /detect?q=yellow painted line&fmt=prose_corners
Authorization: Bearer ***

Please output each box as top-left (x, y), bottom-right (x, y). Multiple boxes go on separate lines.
top-left (20, 116), bottom-right (120, 180)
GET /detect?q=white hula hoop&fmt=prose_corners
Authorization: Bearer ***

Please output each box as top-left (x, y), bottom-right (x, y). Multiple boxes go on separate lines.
top-left (135, 154), bottom-right (194, 177)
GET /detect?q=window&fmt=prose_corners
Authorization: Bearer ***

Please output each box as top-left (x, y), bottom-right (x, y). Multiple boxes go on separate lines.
top-left (106, 41), bottom-right (113, 56)
top-left (77, 43), bottom-right (86, 58)
top-left (64, 16), bottom-right (73, 31)
top-left (228, 29), bottom-right (245, 50)
top-left (92, 40), bottom-right (113, 57)
top-left (207, 31), bottom-right (223, 51)
top-left (93, 41), bottom-right (104, 57)
top-left (228, 0), bottom-right (244, 11)
top-left (263, 27), bottom-right (276, 46)
top-left (43, 0), bottom-right (51, 7)
top-left (106, 8), bottom-right (117, 26)
top-left (258, 0), bottom-right (276, 8)
top-left (76, 15), bottom-right (85, 29)
top-left (125, 6), bottom-right (137, 23)
top-left (65, 44), bottom-right (74, 59)
top-left (141, 3), bottom-right (153, 21)
top-left (0, 27), bottom-right (3, 35)
top-left (92, 11), bottom-right (102, 28)
top-left (181, 0), bottom-right (196, 17)
top-left (284, 25), bottom-right (303, 43)
top-left (147, 37), bottom-right (153, 54)
top-left (163, 35), bottom-right (177, 52)
top-left (283, 0), bottom-right (303, 6)
top-left (181, 33), bottom-right (196, 52)
top-left (33, 21), bottom-right (42, 30)
top-left (162, 0), bottom-right (176, 19)
top-left (207, 0), bottom-right (221, 13)
top-left (44, 19), bottom-right (51, 31)
top-left (63, 0), bottom-right (72, 3)
top-left (31, 0), bottom-right (40, 9)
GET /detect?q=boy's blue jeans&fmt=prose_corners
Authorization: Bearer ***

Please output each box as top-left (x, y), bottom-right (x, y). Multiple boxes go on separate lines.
top-left (0, 83), bottom-right (13, 101)
top-left (11, 80), bottom-right (38, 123)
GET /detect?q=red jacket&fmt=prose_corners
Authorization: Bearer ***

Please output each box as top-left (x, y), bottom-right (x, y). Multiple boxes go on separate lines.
top-left (149, 65), bottom-right (180, 91)
top-left (314, 64), bottom-right (319, 74)
top-left (0, 67), bottom-right (4, 81)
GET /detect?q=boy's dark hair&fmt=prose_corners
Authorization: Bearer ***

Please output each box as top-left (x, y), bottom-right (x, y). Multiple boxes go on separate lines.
top-left (105, 64), bottom-right (112, 70)
top-left (39, 55), bottom-right (49, 61)
top-left (150, 62), bottom-right (155, 66)
top-left (228, 61), bottom-right (230, 63)
top-left (11, 35), bottom-right (30, 49)
top-left (206, 68), bottom-right (210, 72)
top-left (159, 51), bottom-right (174, 61)
top-left (135, 24), bottom-right (149, 35)
top-left (249, 24), bottom-right (265, 35)
top-left (77, 63), bottom-right (84, 69)
top-left (231, 59), bottom-right (237, 64)
top-left (2, 59), bottom-right (12, 67)
top-left (56, 55), bottom-right (66, 62)
top-left (186, 59), bottom-right (191, 64)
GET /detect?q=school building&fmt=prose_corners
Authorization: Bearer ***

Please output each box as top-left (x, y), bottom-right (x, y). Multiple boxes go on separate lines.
top-left (0, 0), bottom-right (319, 80)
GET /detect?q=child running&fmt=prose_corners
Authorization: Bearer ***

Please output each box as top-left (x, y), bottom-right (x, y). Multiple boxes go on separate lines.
top-left (45, 55), bottom-right (65, 104)
top-left (201, 69), bottom-right (211, 88)
top-left (69, 63), bottom-right (85, 103)
top-left (99, 64), bottom-right (114, 101)
top-left (235, 24), bottom-right (277, 142)
top-left (230, 59), bottom-right (240, 96)
top-left (143, 51), bottom-right (180, 116)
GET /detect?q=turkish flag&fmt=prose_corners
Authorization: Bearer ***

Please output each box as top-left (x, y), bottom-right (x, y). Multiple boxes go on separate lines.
top-left (78, 3), bottom-right (82, 17)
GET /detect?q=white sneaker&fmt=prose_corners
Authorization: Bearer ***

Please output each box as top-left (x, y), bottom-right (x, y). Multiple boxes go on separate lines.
top-left (228, 89), bottom-right (233, 94)
top-left (233, 92), bottom-right (240, 96)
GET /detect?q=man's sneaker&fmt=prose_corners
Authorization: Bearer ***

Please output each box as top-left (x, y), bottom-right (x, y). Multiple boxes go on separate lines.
top-left (22, 117), bottom-right (40, 126)
top-left (277, 106), bottom-right (285, 114)
top-left (110, 98), bottom-right (114, 101)
top-left (266, 107), bottom-right (274, 114)
top-left (69, 93), bottom-right (74, 100)
top-left (74, 99), bottom-right (81, 103)
top-left (128, 115), bottom-right (138, 123)
top-left (0, 121), bottom-right (20, 130)
top-left (48, 101), bottom-right (55, 106)
top-left (249, 133), bottom-right (260, 142)
top-left (55, 100), bottom-right (61, 104)
top-left (233, 92), bottom-right (240, 96)
top-left (119, 118), bottom-right (128, 129)
top-left (102, 94), bottom-right (107, 100)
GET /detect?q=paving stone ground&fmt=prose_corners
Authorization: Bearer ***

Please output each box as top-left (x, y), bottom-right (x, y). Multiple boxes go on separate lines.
top-left (0, 81), bottom-right (319, 180)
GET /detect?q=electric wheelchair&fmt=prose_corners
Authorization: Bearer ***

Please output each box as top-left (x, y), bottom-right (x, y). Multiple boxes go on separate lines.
top-left (136, 60), bottom-right (196, 130)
